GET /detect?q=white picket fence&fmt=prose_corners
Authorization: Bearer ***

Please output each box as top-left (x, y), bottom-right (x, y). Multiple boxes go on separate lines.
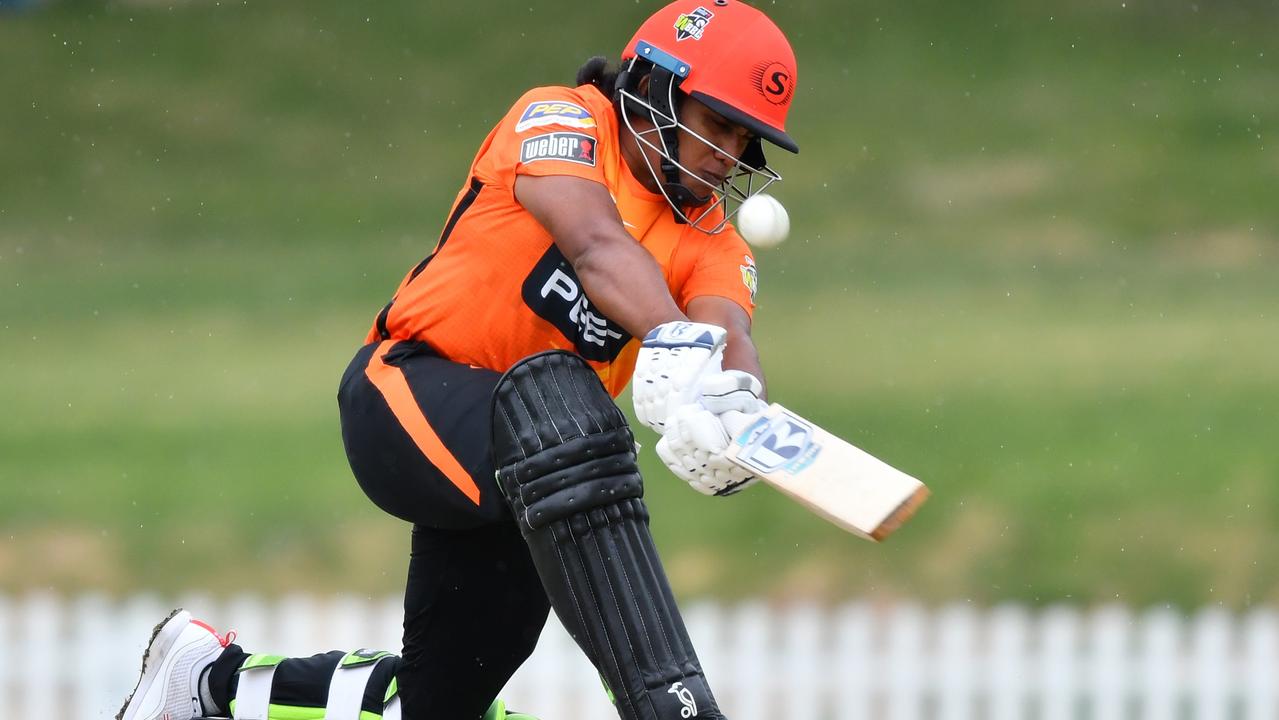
top-left (0, 593), bottom-right (1276, 719)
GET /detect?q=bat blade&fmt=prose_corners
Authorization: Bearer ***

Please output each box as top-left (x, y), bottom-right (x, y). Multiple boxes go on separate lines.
top-left (724, 403), bottom-right (929, 541)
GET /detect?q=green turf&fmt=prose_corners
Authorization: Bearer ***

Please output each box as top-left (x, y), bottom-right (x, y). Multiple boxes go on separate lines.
top-left (1, 0), bottom-right (1276, 608)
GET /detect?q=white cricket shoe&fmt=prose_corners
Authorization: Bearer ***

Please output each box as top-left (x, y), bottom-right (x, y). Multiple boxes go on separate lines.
top-left (117, 608), bottom-right (233, 720)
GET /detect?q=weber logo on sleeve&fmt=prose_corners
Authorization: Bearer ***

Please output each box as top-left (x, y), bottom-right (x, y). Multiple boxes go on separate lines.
top-left (520, 132), bottom-right (597, 167)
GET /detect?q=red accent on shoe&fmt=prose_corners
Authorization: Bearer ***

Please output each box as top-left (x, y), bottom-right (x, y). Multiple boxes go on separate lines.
top-left (190, 619), bottom-right (237, 648)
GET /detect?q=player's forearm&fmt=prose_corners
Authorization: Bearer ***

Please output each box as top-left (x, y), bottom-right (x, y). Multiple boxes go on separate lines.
top-left (571, 237), bottom-right (687, 339)
top-left (514, 174), bottom-right (687, 337)
top-left (720, 332), bottom-right (767, 400)
top-left (686, 295), bottom-right (767, 399)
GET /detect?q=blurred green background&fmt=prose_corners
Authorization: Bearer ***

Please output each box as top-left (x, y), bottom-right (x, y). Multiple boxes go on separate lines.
top-left (1, 0), bottom-right (1275, 609)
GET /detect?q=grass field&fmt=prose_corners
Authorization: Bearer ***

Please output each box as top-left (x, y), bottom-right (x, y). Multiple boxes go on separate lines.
top-left (2, 0), bottom-right (1277, 607)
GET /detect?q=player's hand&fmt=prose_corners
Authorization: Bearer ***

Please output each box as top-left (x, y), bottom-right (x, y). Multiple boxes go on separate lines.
top-left (656, 404), bottom-right (760, 496)
top-left (633, 321), bottom-right (728, 432)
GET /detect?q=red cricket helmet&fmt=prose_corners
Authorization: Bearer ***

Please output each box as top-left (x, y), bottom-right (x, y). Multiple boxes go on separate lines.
top-left (621, 0), bottom-right (799, 154)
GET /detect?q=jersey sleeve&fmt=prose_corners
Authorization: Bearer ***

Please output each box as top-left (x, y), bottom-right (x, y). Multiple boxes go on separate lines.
top-left (473, 86), bottom-right (608, 191)
top-left (671, 225), bottom-right (758, 317)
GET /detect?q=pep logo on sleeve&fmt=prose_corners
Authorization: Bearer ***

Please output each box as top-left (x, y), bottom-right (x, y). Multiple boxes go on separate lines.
top-left (520, 132), bottom-right (597, 167)
top-left (515, 101), bottom-right (597, 132)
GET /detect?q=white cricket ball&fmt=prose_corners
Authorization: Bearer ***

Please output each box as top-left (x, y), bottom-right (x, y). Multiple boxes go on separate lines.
top-left (736, 193), bottom-right (790, 248)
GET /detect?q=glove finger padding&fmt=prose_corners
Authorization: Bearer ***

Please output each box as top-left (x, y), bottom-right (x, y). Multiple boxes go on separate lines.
top-left (657, 404), bottom-right (759, 497)
top-left (632, 321), bottom-right (727, 433)
top-left (698, 369), bottom-right (766, 416)
top-left (655, 433), bottom-right (698, 485)
top-left (719, 409), bottom-right (757, 440)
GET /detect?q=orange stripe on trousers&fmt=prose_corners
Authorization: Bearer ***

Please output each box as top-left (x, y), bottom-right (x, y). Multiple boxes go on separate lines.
top-left (364, 340), bottom-right (481, 505)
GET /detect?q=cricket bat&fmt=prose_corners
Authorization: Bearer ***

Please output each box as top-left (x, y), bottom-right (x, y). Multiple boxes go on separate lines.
top-left (723, 403), bottom-right (929, 541)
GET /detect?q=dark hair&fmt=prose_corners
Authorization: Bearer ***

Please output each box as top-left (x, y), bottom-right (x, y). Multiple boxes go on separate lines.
top-left (576, 55), bottom-right (670, 122)
top-left (575, 56), bottom-right (623, 94)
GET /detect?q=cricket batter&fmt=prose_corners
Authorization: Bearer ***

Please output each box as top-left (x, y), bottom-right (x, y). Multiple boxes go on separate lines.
top-left (118, 2), bottom-right (799, 719)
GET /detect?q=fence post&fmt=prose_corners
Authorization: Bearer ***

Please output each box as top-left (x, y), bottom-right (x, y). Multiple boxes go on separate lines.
top-left (377, 595), bottom-right (404, 651)
top-left (935, 603), bottom-right (977, 720)
top-left (1038, 606), bottom-right (1081, 720)
top-left (1189, 607), bottom-right (1233, 720)
top-left (779, 603), bottom-right (824, 720)
top-left (1242, 608), bottom-right (1279, 720)
top-left (0, 595), bottom-right (10, 716)
top-left (833, 602), bottom-right (875, 718)
top-left (986, 603), bottom-right (1030, 720)
top-left (1086, 604), bottom-right (1133, 720)
top-left (278, 592), bottom-right (322, 657)
top-left (225, 592), bottom-right (272, 656)
top-left (71, 593), bottom-right (112, 719)
top-left (16, 592), bottom-right (62, 719)
top-left (1137, 606), bottom-right (1182, 720)
top-left (325, 594), bottom-right (370, 652)
top-left (884, 602), bottom-right (926, 720)
top-left (729, 601), bottom-right (772, 720)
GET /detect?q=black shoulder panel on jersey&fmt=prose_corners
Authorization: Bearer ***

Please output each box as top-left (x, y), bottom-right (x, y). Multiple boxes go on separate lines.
top-left (376, 176), bottom-right (483, 340)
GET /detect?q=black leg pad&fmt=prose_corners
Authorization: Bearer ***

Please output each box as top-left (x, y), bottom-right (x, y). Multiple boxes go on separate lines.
top-left (492, 351), bottom-right (724, 720)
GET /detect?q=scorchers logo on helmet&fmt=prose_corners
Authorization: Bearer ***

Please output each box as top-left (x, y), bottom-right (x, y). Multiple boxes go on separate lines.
top-left (751, 61), bottom-right (795, 106)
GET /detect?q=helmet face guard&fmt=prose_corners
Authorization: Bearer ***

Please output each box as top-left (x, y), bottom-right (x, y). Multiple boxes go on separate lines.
top-left (616, 1), bottom-right (798, 234)
top-left (616, 49), bottom-right (781, 234)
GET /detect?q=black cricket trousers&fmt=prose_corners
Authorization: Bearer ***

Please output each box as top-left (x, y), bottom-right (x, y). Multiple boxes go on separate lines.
top-left (339, 338), bottom-right (553, 718)
top-left (208, 339), bottom-right (552, 720)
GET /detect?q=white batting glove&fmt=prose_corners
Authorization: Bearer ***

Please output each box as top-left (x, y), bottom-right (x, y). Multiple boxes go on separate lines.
top-left (698, 369), bottom-right (767, 416)
top-left (632, 321), bottom-right (727, 432)
top-left (656, 404), bottom-right (761, 496)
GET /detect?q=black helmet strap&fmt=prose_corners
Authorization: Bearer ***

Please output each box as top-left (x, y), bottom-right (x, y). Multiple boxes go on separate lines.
top-left (645, 65), bottom-right (703, 217)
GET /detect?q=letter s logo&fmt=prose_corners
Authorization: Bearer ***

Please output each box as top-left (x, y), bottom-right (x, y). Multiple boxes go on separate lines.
top-left (754, 61), bottom-right (794, 105)
top-left (766, 71), bottom-right (789, 97)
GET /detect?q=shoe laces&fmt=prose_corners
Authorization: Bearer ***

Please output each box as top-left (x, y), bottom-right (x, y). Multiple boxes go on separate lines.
top-left (193, 618), bottom-right (236, 648)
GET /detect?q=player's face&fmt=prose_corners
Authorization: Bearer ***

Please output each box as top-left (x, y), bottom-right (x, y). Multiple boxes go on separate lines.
top-left (673, 98), bottom-right (755, 198)
top-left (618, 77), bottom-right (757, 205)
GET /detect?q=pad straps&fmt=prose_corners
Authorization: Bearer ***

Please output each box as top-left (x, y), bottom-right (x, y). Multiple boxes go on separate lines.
top-left (233, 654), bottom-right (282, 720)
top-left (383, 677), bottom-right (402, 720)
top-left (233, 650), bottom-right (398, 720)
top-left (325, 650), bottom-right (396, 720)
top-left (648, 65), bottom-right (700, 215)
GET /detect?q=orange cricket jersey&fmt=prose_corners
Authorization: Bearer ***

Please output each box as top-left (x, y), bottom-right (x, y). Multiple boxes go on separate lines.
top-left (366, 84), bottom-right (758, 397)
